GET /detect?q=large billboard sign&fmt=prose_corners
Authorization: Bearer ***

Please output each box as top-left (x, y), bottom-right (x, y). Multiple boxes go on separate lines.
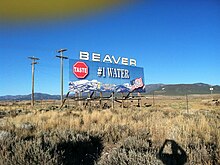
top-left (69, 51), bottom-right (145, 93)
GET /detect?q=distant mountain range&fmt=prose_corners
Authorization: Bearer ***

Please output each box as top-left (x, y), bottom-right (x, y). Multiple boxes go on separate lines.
top-left (0, 93), bottom-right (60, 101)
top-left (0, 83), bottom-right (219, 100)
top-left (145, 83), bottom-right (220, 95)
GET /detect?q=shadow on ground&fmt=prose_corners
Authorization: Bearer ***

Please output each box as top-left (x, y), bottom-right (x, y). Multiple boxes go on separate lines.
top-left (157, 139), bottom-right (187, 165)
top-left (55, 135), bottom-right (103, 165)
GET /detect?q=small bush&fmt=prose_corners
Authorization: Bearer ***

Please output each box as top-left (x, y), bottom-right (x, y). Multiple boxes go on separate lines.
top-left (98, 136), bottom-right (160, 165)
top-left (0, 130), bottom-right (103, 165)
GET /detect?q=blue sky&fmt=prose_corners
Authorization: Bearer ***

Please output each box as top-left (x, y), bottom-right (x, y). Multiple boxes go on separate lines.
top-left (0, 0), bottom-right (219, 95)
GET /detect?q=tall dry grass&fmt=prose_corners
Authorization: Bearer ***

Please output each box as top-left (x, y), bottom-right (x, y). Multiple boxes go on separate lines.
top-left (0, 95), bottom-right (219, 164)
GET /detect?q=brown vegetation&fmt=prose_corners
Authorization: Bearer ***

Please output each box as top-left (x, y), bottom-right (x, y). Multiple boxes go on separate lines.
top-left (0, 95), bottom-right (219, 164)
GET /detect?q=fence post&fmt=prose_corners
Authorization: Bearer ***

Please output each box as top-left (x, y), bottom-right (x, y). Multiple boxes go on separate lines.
top-left (186, 93), bottom-right (189, 113)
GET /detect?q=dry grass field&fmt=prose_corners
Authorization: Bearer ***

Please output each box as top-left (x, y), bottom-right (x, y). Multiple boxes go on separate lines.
top-left (0, 94), bottom-right (219, 165)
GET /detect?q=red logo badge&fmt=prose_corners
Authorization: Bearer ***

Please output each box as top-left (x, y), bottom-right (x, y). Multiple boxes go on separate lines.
top-left (73, 61), bottom-right (89, 78)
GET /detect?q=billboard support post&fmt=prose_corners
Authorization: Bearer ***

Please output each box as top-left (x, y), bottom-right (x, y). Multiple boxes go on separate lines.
top-left (79, 92), bottom-right (82, 107)
top-left (99, 92), bottom-right (103, 108)
top-left (75, 92), bottom-right (79, 107)
top-left (112, 92), bottom-right (114, 110)
top-left (122, 93), bottom-right (124, 110)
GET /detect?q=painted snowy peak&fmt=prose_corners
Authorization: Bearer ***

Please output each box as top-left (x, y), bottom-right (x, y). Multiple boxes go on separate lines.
top-left (69, 78), bottom-right (144, 93)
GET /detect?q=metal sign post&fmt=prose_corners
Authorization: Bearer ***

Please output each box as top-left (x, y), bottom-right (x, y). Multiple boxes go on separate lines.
top-left (210, 87), bottom-right (214, 100)
top-left (210, 87), bottom-right (213, 95)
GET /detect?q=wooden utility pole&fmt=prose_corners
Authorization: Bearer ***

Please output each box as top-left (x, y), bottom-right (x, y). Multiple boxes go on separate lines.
top-left (56, 49), bottom-right (68, 106)
top-left (28, 56), bottom-right (40, 106)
